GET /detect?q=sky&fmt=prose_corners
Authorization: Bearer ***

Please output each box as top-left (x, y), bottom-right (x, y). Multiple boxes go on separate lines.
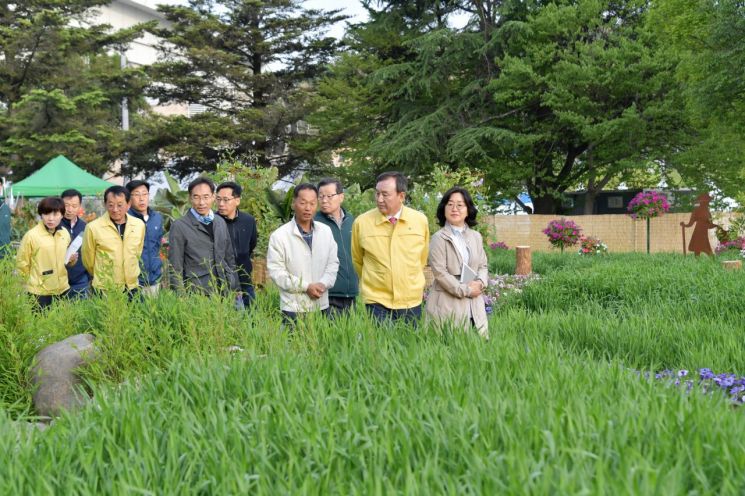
top-left (149, 0), bottom-right (370, 39)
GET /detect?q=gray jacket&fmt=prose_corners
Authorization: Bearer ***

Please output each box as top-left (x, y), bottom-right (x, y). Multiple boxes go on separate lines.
top-left (168, 212), bottom-right (238, 294)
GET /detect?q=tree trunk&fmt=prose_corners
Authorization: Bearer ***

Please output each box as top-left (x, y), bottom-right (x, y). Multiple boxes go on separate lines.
top-left (583, 191), bottom-right (597, 215)
top-left (531, 195), bottom-right (561, 214)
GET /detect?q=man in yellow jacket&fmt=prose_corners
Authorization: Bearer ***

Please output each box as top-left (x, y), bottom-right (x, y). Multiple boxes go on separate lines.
top-left (82, 186), bottom-right (145, 294)
top-left (351, 171), bottom-right (430, 325)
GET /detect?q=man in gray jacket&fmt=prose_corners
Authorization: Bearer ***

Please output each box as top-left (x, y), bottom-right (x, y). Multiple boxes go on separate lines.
top-left (168, 177), bottom-right (238, 294)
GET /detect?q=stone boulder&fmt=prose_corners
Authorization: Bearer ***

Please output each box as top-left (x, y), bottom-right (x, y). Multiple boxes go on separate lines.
top-left (31, 334), bottom-right (97, 417)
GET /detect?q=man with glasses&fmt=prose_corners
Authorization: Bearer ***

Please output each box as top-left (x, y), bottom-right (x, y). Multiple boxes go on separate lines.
top-left (314, 178), bottom-right (358, 315)
top-left (125, 180), bottom-right (164, 296)
top-left (60, 189), bottom-right (91, 298)
top-left (216, 181), bottom-right (258, 309)
top-left (351, 171), bottom-right (430, 325)
top-left (82, 186), bottom-right (146, 295)
top-left (168, 177), bottom-right (238, 295)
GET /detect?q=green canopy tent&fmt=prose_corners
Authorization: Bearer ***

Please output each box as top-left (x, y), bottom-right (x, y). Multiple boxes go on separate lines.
top-left (9, 155), bottom-right (113, 197)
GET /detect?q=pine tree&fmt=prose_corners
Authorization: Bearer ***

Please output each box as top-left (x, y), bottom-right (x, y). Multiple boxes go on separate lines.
top-left (0, 1), bottom-right (148, 180)
top-left (128, 0), bottom-right (346, 178)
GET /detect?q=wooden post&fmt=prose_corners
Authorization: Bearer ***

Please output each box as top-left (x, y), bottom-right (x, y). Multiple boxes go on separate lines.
top-left (516, 246), bottom-right (532, 275)
top-left (722, 260), bottom-right (742, 271)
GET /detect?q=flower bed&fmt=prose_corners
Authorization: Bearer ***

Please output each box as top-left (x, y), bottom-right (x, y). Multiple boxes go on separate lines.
top-left (642, 368), bottom-right (745, 404)
top-left (716, 237), bottom-right (745, 254)
top-left (423, 272), bottom-right (539, 314)
top-left (577, 236), bottom-right (608, 256)
top-left (483, 273), bottom-right (540, 314)
top-left (489, 241), bottom-right (509, 251)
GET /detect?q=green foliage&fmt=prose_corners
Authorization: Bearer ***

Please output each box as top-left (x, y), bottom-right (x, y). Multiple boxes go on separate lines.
top-left (151, 171), bottom-right (190, 233)
top-left (3, 253), bottom-right (745, 491)
top-left (337, 183), bottom-right (376, 217)
top-left (406, 165), bottom-right (491, 235)
top-left (0, 3), bottom-right (150, 180)
top-left (311, 0), bottom-right (694, 213)
top-left (649, 0), bottom-right (745, 199)
top-left (211, 156), bottom-right (285, 255)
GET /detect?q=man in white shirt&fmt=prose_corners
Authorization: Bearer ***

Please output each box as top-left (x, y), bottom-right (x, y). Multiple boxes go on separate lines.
top-left (267, 183), bottom-right (339, 323)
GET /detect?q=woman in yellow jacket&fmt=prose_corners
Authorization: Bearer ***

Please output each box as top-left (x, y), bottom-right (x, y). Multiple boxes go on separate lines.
top-left (16, 197), bottom-right (73, 309)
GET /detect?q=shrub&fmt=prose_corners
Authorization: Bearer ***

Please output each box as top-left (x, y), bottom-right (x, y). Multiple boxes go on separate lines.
top-left (578, 236), bottom-right (608, 256)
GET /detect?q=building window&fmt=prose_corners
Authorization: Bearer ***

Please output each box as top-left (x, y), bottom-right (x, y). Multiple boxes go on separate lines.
top-left (607, 196), bottom-right (623, 209)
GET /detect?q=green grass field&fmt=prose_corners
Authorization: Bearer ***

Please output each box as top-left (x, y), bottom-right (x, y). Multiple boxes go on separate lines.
top-left (2, 252), bottom-right (745, 493)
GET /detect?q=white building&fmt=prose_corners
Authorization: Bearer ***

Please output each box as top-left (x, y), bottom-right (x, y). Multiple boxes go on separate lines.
top-left (90, 0), bottom-right (190, 118)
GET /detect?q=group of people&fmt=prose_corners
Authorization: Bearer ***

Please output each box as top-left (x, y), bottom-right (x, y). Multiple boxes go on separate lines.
top-left (11, 170), bottom-right (491, 336)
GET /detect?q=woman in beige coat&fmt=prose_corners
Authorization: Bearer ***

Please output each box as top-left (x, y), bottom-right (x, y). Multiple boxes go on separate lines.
top-left (426, 187), bottom-right (489, 337)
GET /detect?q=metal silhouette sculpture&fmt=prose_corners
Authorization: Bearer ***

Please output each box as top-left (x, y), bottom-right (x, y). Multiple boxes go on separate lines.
top-left (680, 194), bottom-right (720, 257)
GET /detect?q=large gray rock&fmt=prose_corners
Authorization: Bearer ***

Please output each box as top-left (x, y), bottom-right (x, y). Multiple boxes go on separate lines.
top-left (31, 334), bottom-right (97, 417)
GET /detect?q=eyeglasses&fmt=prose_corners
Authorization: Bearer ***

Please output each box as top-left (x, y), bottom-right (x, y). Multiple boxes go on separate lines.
top-left (216, 197), bottom-right (235, 203)
top-left (319, 193), bottom-right (340, 201)
top-left (446, 202), bottom-right (467, 210)
top-left (131, 192), bottom-right (149, 198)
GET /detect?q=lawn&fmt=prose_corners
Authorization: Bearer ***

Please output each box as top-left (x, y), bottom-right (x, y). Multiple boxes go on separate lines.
top-left (2, 252), bottom-right (745, 493)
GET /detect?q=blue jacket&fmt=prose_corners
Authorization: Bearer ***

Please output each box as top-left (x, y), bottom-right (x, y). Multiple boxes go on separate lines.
top-left (60, 216), bottom-right (90, 290)
top-left (128, 207), bottom-right (163, 285)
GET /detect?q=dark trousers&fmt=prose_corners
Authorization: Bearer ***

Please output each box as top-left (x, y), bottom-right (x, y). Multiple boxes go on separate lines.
top-left (92, 287), bottom-right (140, 301)
top-left (366, 303), bottom-right (422, 326)
top-left (327, 296), bottom-right (356, 317)
top-left (241, 285), bottom-right (256, 308)
top-left (35, 294), bottom-right (63, 310)
top-left (281, 308), bottom-right (329, 324)
top-left (66, 284), bottom-right (89, 300)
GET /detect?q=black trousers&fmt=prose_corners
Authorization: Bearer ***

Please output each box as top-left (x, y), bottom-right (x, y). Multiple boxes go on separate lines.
top-left (327, 296), bottom-right (356, 316)
top-left (366, 303), bottom-right (422, 327)
top-left (35, 294), bottom-right (62, 310)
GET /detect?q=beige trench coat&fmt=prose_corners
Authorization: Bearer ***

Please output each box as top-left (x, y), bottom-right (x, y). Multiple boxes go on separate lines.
top-left (426, 226), bottom-right (489, 337)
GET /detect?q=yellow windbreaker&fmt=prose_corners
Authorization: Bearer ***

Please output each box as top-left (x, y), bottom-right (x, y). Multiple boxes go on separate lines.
top-left (351, 206), bottom-right (430, 309)
top-left (82, 212), bottom-right (145, 291)
top-left (16, 223), bottom-right (71, 296)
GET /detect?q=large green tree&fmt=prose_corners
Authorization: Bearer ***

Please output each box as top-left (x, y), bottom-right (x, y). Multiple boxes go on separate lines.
top-left (649, 0), bottom-right (745, 200)
top-left (310, 0), bottom-right (693, 214)
top-left (127, 0), bottom-right (346, 178)
top-left (0, 1), bottom-right (148, 180)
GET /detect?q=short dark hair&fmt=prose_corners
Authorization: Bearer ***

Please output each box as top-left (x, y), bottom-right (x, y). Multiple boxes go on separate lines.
top-left (60, 189), bottom-right (82, 202)
top-left (188, 177), bottom-right (216, 194)
top-left (104, 185), bottom-right (130, 203)
top-left (376, 171), bottom-right (407, 193)
top-left (293, 183), bottom-right (318, 198)
top-left (216, 181), bottom-right (242, 197)
top-left (38, 197), bottom-right (65, 216)
top-left (436, 187), bottom-right (478, 228)
top-left (125, 179), bottom-right (151, 193)
top-left (317, 178), bottom-right (343, 194)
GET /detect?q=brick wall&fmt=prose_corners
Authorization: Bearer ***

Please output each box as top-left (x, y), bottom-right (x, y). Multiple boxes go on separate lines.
top-left (486, 212), bottom-right (736, 253)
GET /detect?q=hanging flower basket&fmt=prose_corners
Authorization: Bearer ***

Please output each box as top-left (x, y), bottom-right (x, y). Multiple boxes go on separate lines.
top-left (627, 191), bottom-right (670, 254)
top-left (542, 218), bottom-right (582, 253)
